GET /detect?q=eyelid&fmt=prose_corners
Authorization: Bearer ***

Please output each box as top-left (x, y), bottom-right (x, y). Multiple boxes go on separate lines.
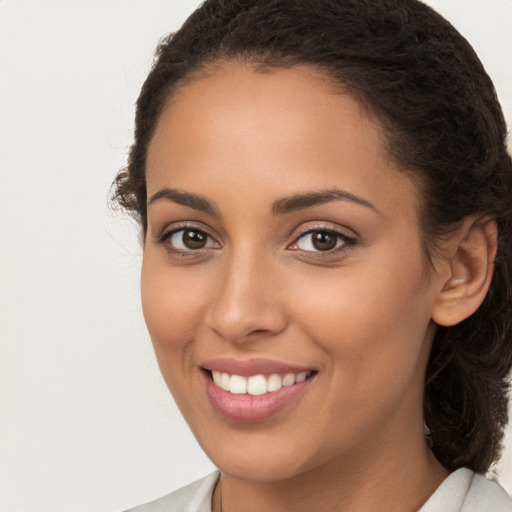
top-left (287, 224), bottom-right (358, 254)
top-left (154, 222), bottom-right (221, 253)
top-left (155, 220), bottom-right (215, 240)
top-left (153, 221), bottom-right (357, 256)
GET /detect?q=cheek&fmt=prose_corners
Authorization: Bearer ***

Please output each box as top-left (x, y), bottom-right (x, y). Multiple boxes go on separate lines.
top-left (140, 255), bottom-right (209, 355)
top-left (140, 255), bottom-right (216, 412)
top-left (289, 254), bottom-right (434, 385)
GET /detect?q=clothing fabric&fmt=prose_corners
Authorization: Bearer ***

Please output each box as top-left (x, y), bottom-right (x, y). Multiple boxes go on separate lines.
top-left (125, 468), bottom-right (512, 512)
top-left (125, 472), bottom-right (219, 512)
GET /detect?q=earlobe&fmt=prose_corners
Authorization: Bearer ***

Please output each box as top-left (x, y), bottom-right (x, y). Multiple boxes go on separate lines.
top-left (432, 216), bottom-right (497, 327)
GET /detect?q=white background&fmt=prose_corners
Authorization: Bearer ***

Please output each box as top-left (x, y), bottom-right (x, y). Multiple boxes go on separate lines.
top-left (0, 1), bottom-right (511, 511)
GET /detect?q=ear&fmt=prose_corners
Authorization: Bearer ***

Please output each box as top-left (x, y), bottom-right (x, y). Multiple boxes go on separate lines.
top-left (432, 216), bottom-right (497, 327)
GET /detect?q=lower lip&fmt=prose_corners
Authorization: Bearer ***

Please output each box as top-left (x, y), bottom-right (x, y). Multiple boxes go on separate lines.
top-left (202, 371), bottom-right (315, 422)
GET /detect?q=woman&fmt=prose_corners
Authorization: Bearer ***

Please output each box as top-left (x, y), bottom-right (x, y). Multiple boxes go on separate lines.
top-left (114, 0), bottom-right (512, 510)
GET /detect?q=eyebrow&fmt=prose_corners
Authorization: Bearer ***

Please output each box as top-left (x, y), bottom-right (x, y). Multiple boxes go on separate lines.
top-left (271, 188), bottom-right (378, 215)
top-left (148, 188), bottom-right (219, 215)
top-left (148, 186), bottom-right (378, 216)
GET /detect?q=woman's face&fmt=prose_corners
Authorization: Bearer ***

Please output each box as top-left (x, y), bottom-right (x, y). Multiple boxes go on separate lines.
top-left (142, 62), bottom-right (444, 481)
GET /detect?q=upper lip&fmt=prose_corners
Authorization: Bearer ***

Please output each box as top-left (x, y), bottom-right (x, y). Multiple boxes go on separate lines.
top-left (201, 357), bottom-right (314, 377)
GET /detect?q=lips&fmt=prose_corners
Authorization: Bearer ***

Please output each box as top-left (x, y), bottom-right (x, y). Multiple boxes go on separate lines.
top-left (201, 358), bottom-right (317, 422)
top-left (202, 357), bottom-right (314, 377)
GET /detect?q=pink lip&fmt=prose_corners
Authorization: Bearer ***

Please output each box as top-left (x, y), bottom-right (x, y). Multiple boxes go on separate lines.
top-left (201, 357), bottom-right (313, 377)
top-left (200, 358), bottom-right (316, 423)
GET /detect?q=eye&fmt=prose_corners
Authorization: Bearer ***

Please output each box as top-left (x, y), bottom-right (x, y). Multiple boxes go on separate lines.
top-left (291, 229), bottom-right (355, 252)
top-left (161, 228), bottom-right (219, 251)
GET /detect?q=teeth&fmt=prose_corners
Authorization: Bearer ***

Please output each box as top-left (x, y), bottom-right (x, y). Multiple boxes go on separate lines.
top-left (220, 372), bottom-right (230, 390)
top-left (211, 370), bottom-right (311, 395)
top-left (229, 374), bottom-right (247, 394)
top-left (267, 373), bottom-right (282, 392)
top-left (212, 371), bottom-right (222, 387)
top-left (282, 373), bottom-right (295, 387)
top-left (247, 375), bottom-right (267, 395)
top-left (295, 372), bottom-right (308, 383)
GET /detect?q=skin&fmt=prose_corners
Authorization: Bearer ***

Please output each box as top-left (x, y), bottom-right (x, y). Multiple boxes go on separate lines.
top-left (141, 62), bottom-right (454, 512)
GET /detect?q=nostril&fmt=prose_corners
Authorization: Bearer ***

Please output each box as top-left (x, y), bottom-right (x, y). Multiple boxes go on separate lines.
top-left (250, 329), bottom-right (270, 336)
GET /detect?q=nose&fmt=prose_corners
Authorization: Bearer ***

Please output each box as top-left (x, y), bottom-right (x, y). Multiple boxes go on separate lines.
top-left (206, 250), bottom-right (288, 344)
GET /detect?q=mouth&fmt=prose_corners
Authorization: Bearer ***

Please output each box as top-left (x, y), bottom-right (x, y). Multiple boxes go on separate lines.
top-left (203, 368), bottom-right (314, 396)
top-left (200, 359), bottom-right (317, 422)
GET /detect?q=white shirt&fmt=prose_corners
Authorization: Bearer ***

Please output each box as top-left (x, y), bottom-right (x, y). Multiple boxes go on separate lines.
top-left (125, 468), bottom-right (512, 512)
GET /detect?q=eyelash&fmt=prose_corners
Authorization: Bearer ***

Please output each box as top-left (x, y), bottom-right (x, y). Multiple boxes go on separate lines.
top-left (288, 228), bottom-right (357, 256)
top-left (155, 225), bottom-right (357, 257)
top-left (156, 225), bottom-right (219, 256)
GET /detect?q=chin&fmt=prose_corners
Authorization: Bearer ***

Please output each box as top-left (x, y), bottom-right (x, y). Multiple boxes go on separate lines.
top-left (200, 433), bottom-right (318, 482)
top-left (215, 455), bottom-right (307, 482)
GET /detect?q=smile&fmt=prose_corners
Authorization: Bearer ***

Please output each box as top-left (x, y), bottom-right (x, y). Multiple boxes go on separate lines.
top-left (200, 358), bottom-right (317, 422)
top-left (212, 370), bottom-right (311, 396)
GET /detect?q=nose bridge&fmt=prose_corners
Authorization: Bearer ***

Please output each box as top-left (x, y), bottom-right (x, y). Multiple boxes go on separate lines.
top-left (207, 244), bottom-right (286, 343)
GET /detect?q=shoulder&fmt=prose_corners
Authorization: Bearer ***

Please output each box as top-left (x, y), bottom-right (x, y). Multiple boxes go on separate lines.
top-left (123, 471), bottom-right (220, 512)
top-left (463, 472), bottom-right (512, 511)
top-left (420, 468), bottom-right (512, 512)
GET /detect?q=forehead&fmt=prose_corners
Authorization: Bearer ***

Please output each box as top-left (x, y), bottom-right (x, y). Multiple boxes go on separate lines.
top-left (146, 61), bottom-right (418, 215)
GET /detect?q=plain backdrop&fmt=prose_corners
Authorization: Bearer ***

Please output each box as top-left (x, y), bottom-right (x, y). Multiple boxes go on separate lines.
top-left (0, 1), bottom-right (511, 511)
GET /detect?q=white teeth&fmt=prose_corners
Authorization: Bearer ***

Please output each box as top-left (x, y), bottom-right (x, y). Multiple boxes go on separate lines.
top-left (266, 373), bottom-right (283, 392)
top-left (247, 375), bottom-right (267, 396)
top-left (295, 372), bottom-right (308, 383)
top-left (212, 371), bottom-right (222, 387)
top-left (282, 373), bottom-right (295, 387)
top-left (220, 372), bottom-right (230, 390)
top-left (229, 374), bottom-right (247, 394)
top-left (210, 370), bottom-right (311, 395)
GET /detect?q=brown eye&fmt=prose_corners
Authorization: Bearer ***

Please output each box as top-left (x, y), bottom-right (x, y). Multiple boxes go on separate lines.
top-left (311, 231), bottom-right (337, 251)
top-left (182, 230), bottom-right (207, 249)
top-left (166, 228), bottom-right (219, 251)
top-left (293, 230), bottom-right (350, 253)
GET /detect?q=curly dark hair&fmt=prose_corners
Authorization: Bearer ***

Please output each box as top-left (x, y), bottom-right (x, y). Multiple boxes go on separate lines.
top-left (112, 0), bottom-right (512, 473)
